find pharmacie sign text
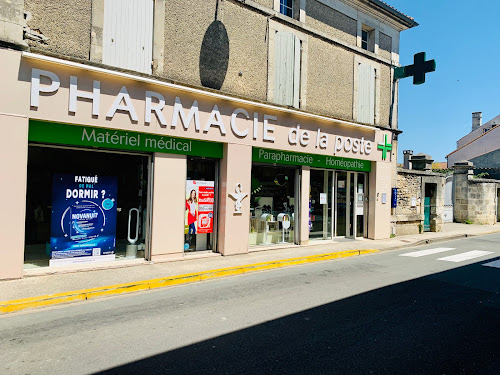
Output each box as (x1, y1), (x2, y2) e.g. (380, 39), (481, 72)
(30, 68), (377, 159)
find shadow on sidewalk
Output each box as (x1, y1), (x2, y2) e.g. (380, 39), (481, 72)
(96, 258), (500, 375)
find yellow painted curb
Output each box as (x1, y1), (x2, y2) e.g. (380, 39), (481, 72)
(0, 249), (378, 314)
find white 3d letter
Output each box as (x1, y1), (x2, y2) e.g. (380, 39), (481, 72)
(145, 91), (166, 126)
(171, 97), (200, 131)
(263, 114), (276, 142)
(106, 86), (138, 122)
(204, 104), (227, 135)
(69, 76), (100, 116)
(31, 68), (60, 108)
(230, 108), (249, 137)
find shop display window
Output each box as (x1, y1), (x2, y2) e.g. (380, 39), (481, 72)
(249, 164), (297, 246)
(184, 157), (218, 252)
(24, 145), (150, 268)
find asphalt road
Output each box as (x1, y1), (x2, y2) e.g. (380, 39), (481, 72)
(1, 234), (499, 375)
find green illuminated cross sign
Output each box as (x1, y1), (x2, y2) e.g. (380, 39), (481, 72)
(394, 52), (436, 85)
(378, 134), (392, 160)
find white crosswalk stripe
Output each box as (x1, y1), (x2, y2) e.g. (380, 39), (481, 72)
(399, 247), (456, 258)
(399, 246), (496, 265)
(483, 259), (500, 268)
(437, 251), (494, 263)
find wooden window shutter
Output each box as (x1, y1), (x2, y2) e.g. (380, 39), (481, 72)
(357, 63), (375, 124)
(275, 32), (300, 107)
(103, 0), (154, 74)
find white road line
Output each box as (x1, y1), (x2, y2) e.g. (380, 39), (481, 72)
(483, 259), (500, 268)
(437, 251), (494, 263)
(399, 248), (456, 257)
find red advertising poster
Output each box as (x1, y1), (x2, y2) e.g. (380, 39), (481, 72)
(185, 180), (214, 235)
(197, 185), (214, 234)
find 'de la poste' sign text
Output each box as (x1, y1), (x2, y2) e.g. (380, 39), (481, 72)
(30, 68), (380, 159)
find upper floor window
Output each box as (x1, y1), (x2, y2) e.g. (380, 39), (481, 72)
(361, 30), (368, 50)
(280, 0), (293, 18)
(361, 25), (375, 52)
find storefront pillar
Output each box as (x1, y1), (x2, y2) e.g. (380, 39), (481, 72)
(150, 153), (186, 261)
(0, 114), (28, 279)
(218, 144), (252, 255)
(367, 161), (392, 239)
(299, 166), (310, 245)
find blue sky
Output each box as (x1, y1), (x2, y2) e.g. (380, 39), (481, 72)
(390, 0), (500, 162)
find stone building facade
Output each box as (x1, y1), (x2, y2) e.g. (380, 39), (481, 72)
(0, 0), (416, 280)
(393, 153), (445, 236)
(16, 0), (410, 126)
(394, 168), (445, 235)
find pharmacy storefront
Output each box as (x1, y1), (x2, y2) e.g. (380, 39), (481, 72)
(24, 121), (222, 269)
(0, 48), (393, 280)
(250, 148), (372, 247)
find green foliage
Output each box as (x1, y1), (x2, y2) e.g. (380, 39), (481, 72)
(473, 172), (489, 179)
(418, 223), (423, 234)
(432, 168), (452, 174)
(390, 233), (396, 238)
(464, 219), (473, 224)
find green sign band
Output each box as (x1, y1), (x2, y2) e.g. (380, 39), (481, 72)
(252, 147), (371, 172)
(28, 120), (223, 158)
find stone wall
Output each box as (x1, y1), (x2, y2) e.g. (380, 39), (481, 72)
(379, 32), (392, 60)
(252, 0), (274, 9)
(378, 64), (392, 127)
(306, 0), (357, 45)
(394, 168), (445, 236)
(396, 172), (420, 216)
(0, 0), (26, 48)
(24, 0), (92, 59)
(454, 161), (500, 225)
(306, 37), (354, 120)
(395, 170), (423, 235)
(164, 0), (269, 100)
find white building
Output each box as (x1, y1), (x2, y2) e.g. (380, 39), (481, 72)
(447, 112), (500, 179)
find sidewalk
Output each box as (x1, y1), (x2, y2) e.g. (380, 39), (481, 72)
(1, 223), (498, 310)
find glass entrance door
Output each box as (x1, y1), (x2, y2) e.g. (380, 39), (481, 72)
(335, 172), (348, 237)
(309, 170), (332, 240)
(335, 171), (367, 238)
(355, 173), (367, 237)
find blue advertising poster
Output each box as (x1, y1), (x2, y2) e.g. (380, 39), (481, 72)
(50, 174), (117, 265)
